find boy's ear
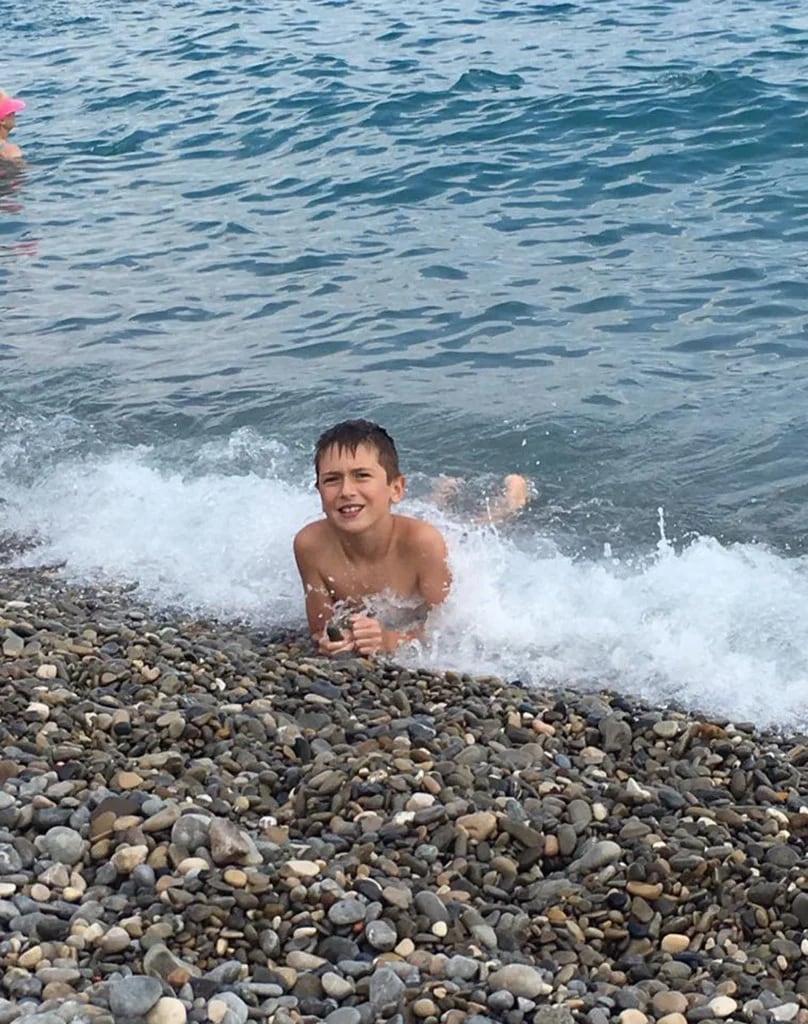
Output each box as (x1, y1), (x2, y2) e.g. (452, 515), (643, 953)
(390, 474), (406, 504)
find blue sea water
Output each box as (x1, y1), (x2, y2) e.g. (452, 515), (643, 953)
(3, 0), (808, 728)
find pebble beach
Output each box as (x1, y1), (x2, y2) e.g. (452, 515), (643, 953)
(1, 568), (808, 1024)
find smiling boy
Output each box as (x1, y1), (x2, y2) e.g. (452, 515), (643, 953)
(293, 420), (452, 657)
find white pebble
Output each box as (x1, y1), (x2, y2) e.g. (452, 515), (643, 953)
(708, 996), (737, 1018)
(148, 998), (187, 1024)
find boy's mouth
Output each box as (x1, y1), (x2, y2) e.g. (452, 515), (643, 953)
(338, 504), (364, 517)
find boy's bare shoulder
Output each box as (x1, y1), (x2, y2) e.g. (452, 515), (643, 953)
(293, 518), (329, 554)
(395, 514), (447, 550)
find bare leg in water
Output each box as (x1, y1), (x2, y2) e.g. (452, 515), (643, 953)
(432, 473), (532, 524)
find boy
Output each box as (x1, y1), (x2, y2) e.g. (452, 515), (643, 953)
(294, 420), (451, 657)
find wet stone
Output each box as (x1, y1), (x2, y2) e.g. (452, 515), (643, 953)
(324, 1010), (362, 1024)
(317, 935), (361, 962)
(171, 814), (211, 852)
(3, 572), (808, 1022)
(108, 976), (164, 1018)
(208, 993), (249, 1024)
(329, 898), (367, 925)
(487, 964), (550, 999)
(414, 891), (449, 923)
(369, 967), (406, 1016)
(0, 844), (22, 873)
(366, 918), (397, 950)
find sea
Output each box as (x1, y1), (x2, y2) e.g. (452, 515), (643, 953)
(2, 0), (808, 730)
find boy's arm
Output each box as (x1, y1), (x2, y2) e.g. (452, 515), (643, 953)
(293, 529), (353, 654)
(415, 523), (452, 610)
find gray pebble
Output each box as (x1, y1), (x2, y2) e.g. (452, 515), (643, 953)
(328, 897), (367, 925)
(369, 967), (405, 1016)
(38, 826), (85, 865)
(108, 976), (164, 1018)
(365, 918), (397, 951)
(208, 992), (248, 1024)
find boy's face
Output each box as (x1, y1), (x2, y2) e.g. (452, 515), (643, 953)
(316, 442), (404, 533)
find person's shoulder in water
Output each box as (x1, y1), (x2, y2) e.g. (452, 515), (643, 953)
(0, 90), (25, 162)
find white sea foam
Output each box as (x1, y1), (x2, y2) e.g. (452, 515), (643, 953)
(2, 444), (318, 625)
(416, 519), (808, 731)
(3, 434), (807, 731)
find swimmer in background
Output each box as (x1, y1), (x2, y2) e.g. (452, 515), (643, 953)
(294, 419), (529, 657)
(0, 91), (25, 163)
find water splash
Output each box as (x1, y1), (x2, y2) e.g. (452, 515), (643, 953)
(2, 428), (807, 731)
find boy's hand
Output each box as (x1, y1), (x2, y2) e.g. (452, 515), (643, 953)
(317, 628), (356, 657)
(349, 615), (389, 656)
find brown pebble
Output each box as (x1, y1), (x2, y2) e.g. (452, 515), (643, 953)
(116, 771), (144, 790)
(661, 934), (690, 954)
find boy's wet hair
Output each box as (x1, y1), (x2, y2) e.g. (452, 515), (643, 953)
(315, 420), (401, 482)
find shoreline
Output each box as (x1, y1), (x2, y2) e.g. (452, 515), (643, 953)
(1, 567), (808, 1024)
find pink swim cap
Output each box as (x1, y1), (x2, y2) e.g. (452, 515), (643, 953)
(0, 95), (25, 119)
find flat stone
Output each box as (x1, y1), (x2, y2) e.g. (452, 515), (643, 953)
(369, 966), (405, 1016)
(209, 818), (259, 865)
(660, 934), (690, 954)
(456, 811), (498, 840)
(365, 919), (397, 951)
(328, 897), (367, 925)
(108, 976), (164, 1018)
(143, 943), (198, 982)
(324, 1010), (361, 1024)
(488, 964), (551, 999)
(708, 996), (738, 1018)
(208, 992), (248, 1024)
(573, 840), (623, 872)
(148, 997), (188, 1024)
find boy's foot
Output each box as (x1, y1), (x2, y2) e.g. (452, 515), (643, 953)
(476, 473), (532, 525)
(431, 472), (533, 524)
(502, 474), (530, 515)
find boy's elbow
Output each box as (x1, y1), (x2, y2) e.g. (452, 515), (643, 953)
(423, 574), (451, 610)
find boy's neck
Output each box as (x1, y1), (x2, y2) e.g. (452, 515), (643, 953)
(336, 514), (396, 561)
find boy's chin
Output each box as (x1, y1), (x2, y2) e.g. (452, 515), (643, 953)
(330, 511), (365, 529)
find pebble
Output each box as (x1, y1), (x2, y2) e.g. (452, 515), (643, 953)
(1, 572), (808, 1022)
(108, 976), (164, 1017)
(488, 964), (551, 999)
(38, 826), (85, 865)
(709, 995), (738, 1018)
(207, 993), (248, 1024)
(148, 998), (188, 1024)
(660, 933), (690, 954)
(652, 992), (688, 1016)
(366, 919), (397, 950)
